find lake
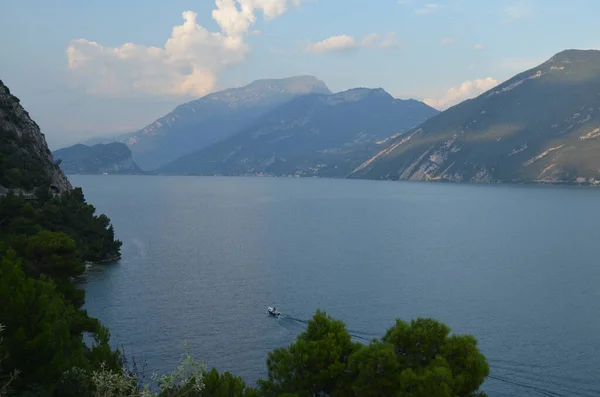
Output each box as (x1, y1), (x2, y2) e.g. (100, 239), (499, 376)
(72, 175), (600, 397)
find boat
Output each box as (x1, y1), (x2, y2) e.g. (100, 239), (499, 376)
(267, 306), (281, 317)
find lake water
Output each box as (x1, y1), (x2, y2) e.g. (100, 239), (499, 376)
(72, 175), (600, 397)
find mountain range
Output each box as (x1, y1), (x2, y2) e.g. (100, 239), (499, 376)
(52, 143), (142, 175)
(158, 88), (438, 177)
(57, 48), (600, 185)
(91, 76), (332, 170)
(349, 49), (600, 185)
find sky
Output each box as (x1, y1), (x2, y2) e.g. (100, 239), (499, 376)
(1, 0), (599, 149)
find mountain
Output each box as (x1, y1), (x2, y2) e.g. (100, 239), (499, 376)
(158, 88), (439, 177)
(349, 49), (600, 185)
(53, 142), (142, 174)
(106, 76), (332, 170)
(0, 79), (71, 193)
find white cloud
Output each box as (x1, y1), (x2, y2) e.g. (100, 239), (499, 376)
(415, 3), (442, 14)
(502, 2), (533, 24)
(424, 77), (499, 109)
(361, 33), (380, 47)
(306, 35), (358, 54)
(67, 0), (305, 98)
(379, 32), (400, 48)
(307, 32), (399, 54)
(441, 37), (455, 46)
(474, 44), (485, 51)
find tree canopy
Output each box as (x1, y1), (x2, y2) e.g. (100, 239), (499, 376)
(0, 186), (123, 396)
(259, 311), (489, 397)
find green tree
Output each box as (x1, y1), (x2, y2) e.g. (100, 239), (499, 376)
(0, 250), (87, 392)
(8, 231), (86, 308)
(347, 341), (401, 397)
(0, 324), (19, 397)
(200, 368), (260, 397)
(0, 189), (122, 264)
(378, 318), (489, 397)
(259, 312), (489, 397)
(259, 310), (359, 397)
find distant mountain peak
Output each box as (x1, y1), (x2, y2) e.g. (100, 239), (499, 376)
(550, 48), (600, 62)
(209, 75), (331, 101)
(103, 75), (334, 170)
(322, 87), (393, 104)
(246, 75), (329, 91)
(479, 48), (600, 102)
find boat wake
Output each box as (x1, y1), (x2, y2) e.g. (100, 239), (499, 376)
(272, 313), (381, 342)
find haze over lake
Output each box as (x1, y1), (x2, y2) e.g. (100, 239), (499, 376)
(75, 175), (600, 397)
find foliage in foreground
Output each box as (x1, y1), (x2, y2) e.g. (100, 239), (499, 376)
(53, 344), (207, 397)
(0, 324), (19, 397)
(1, 307), (489, 397)
(0, 187), (123, 396)
(50, 342), (261, 397)
(259, 310), (489, 397)
(0, 250), (121, 395)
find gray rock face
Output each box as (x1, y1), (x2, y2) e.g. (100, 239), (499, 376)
(0, 79), (72, 191)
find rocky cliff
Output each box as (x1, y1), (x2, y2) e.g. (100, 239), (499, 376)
(53, 142), (143, 174)
(0, 79), (71, 192)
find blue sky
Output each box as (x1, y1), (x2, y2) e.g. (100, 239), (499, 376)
(1, 0), (599, 149)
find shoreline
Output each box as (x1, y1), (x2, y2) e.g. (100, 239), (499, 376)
(67, 173), (600, 187)
(85, 255), (121, 266)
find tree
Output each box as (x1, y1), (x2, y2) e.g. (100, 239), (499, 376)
(0, 324), (19, 397)
(0, 250), (87, 392)
(35, 186), (52, 204)
(0, 191), (122, 264)
(377, 318), (489, 397)
(8, 230), (86, 309)
(347, 341), (401, 397)
(201, 368), (260, 397)
(259, 310), (359, 397)
(258, 312), (489, 397)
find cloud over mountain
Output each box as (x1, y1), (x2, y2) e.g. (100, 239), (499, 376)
(306, 32), (399, 54)
(424, 77), (499, 109)
(67, 0), (305, 98)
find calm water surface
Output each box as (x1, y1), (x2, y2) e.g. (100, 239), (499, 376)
(72, 175), (600, 397)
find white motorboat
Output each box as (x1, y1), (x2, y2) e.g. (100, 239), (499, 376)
(268, 306), (281, 317)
